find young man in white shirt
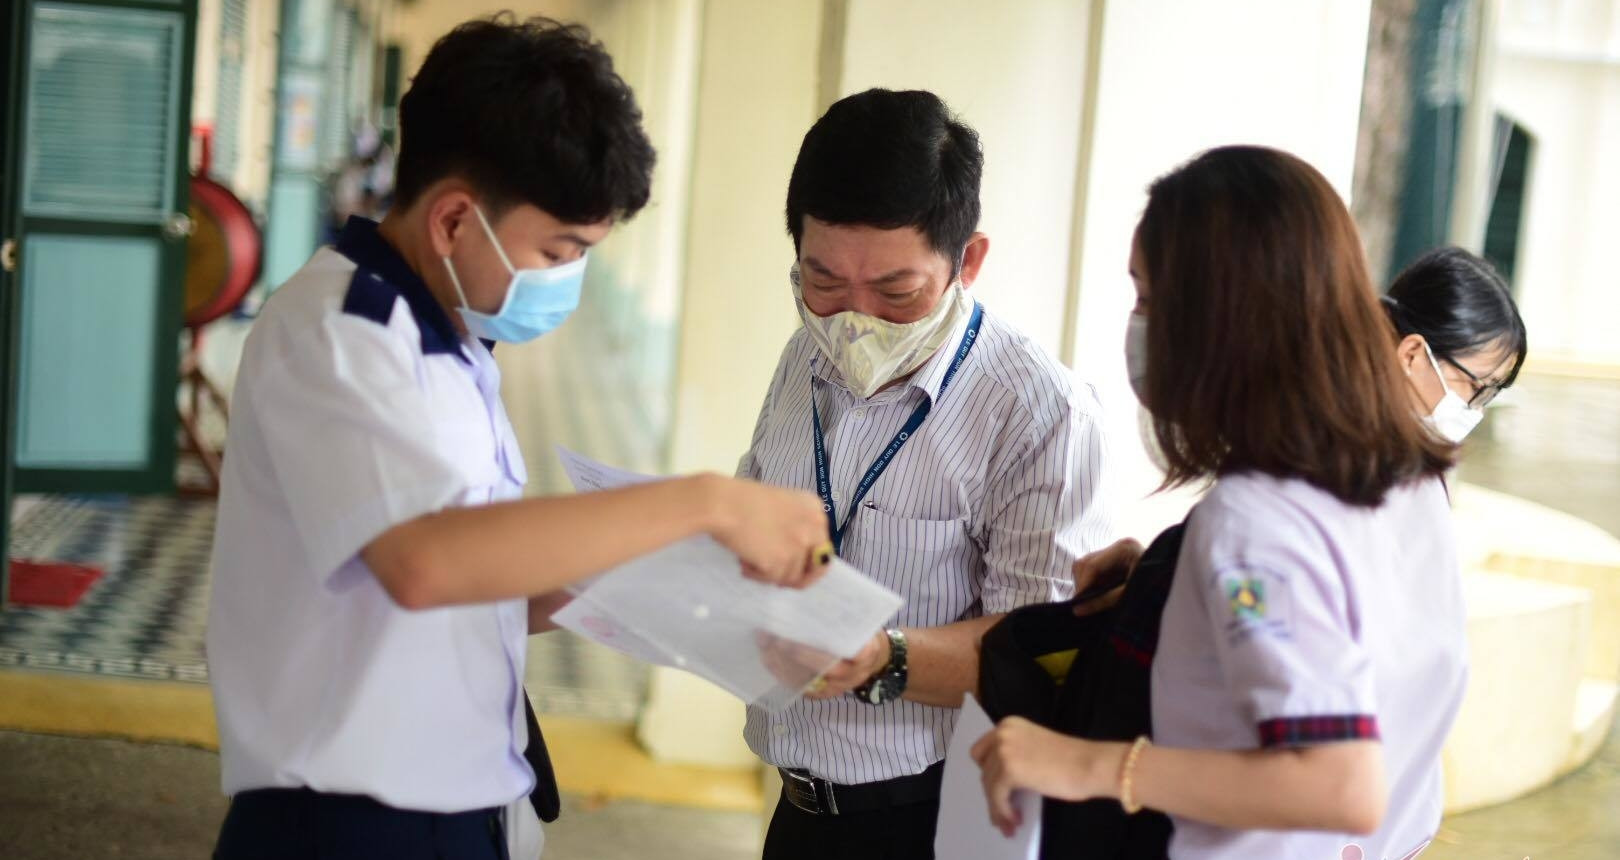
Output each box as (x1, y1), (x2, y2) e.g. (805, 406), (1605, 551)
(206, 17), (829, 859)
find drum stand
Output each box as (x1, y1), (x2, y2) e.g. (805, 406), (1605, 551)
(177, 328), (229, 497)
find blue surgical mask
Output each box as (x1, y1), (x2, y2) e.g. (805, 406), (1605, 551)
(442, 205), (587, 343)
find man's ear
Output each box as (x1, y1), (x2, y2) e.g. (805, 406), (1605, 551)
(426, 189), (476, 259)
(958, 232), (990, 288)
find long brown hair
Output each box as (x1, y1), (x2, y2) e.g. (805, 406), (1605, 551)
(1137, 146), (1454, 506)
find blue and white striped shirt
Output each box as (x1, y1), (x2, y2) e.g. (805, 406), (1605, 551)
(739, 303), (1113, 784)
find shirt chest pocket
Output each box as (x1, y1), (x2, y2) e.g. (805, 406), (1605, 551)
(846, 505), (979, 624)
(851, 505), (969, 552)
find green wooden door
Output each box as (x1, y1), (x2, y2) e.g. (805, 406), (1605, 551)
(2, 0), (196, 492)
(1, 0), (196, 605)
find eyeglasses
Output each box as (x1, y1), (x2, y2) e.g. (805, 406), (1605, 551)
(1440, 356), (1506, 409)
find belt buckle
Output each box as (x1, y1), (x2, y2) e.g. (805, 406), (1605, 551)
(780, 769), (839, 816)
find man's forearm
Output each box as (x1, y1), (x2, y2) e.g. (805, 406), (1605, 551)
(900, 614), (1003, 708)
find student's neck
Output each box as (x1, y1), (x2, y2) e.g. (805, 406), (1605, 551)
(377, 213), (471, 337)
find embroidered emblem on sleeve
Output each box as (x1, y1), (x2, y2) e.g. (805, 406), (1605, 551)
(1215, 565), (1292, 645)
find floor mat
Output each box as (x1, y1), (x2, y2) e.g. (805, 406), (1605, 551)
(7, 560), (105, 608)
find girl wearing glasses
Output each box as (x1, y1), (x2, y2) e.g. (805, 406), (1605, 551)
(1384, 247), (1528, 443)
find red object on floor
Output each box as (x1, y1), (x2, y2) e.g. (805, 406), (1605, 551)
(6, 559), (105, 608)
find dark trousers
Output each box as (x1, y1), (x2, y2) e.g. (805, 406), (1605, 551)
(213, 788), (509, 860)
(762, 789), (941, 860)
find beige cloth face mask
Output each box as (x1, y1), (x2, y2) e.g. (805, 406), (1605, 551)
(791, 263), (972, 399)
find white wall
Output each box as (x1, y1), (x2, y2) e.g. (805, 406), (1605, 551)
(836, 0), (1092, 356)
(238, 0), (283, 207)
(192, 0), (221, 140)
(648, 0), (831, 767)
(665, 0), (828, 476)
(1068, 0), (1374, 537)
(1491, 0), (1620, 367)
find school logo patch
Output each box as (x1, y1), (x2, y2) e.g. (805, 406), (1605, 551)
(1215, 566), (1292, 644)
(1226, 578), (1267, 621)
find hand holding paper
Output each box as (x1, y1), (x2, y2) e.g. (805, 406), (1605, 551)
(549, 448), (904, 711)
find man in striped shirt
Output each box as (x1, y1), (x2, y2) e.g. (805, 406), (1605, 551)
(740, 88), (1114, 860)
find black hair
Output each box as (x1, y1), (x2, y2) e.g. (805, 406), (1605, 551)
(1382, 247), (1529, 388)
(394, 15), (655, 224)
(785, 89), (982, 266)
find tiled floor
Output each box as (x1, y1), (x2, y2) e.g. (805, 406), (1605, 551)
(2, 495), (213, 683)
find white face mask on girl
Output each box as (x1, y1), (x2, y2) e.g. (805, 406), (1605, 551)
(1124, 312), (1150, 404)
(1418, 342), (1484, 443)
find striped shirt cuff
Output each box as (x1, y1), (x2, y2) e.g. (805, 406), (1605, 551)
(1257, 714), (1381, 748)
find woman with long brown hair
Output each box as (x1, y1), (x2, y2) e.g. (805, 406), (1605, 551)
(972, 146), (1467, 860)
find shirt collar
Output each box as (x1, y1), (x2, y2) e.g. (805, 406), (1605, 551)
(334, 216), (465, 360)
(907, 304), (978, 401)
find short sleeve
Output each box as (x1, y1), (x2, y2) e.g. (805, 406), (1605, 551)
(978, 392), (1111, 613)
(242, 312), (472, 582)
(1184, 487), (1381, 748)
(735, 336), (799, 480)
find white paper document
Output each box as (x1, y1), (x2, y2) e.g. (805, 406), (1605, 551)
(549, 447), (905, 711)
(934, 694), (1043, 860)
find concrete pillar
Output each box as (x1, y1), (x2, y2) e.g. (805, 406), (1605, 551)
(642, 0), (830, 766)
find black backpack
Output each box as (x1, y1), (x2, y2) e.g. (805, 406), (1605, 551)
(977, 523), (1186, 859)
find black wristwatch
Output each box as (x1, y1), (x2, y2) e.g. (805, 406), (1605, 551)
(853, 628), (908, 705)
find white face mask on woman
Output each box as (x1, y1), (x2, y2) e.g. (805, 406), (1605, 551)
(1124, 311), (1150, 404)
(1418, 341), (1484, 443)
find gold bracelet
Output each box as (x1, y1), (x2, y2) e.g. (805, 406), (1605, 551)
(1118, 735), (1151, 815)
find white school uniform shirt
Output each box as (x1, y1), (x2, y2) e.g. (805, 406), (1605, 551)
(206, 217), (535, 814)
(739, 304), (1113, 785)
(1151, 472), (1468, 860)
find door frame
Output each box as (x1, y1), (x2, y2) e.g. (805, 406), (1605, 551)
(4, 0), (198, 498)
(1, 0), (20, 608)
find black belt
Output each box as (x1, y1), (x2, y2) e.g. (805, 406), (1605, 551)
(778, 761), (945, 816)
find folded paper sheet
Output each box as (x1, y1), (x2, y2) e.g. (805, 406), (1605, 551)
(550, 448), (904, 711)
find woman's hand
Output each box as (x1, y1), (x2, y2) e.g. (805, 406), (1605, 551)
(702, 476), (832, 588)
(970, 717), (1127, 836)
(1071, 538), (1145, 616)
